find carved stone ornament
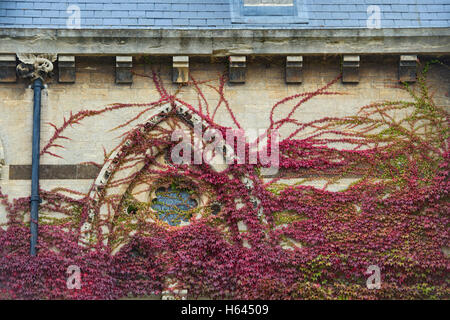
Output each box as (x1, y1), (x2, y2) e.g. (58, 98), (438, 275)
(16, 53), (57, 80)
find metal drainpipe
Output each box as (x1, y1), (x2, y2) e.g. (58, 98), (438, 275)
(16, 54), (55, 256)
(30, 78), (43, 256)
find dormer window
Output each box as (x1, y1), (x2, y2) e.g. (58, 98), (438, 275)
(243, 0), (295, 16)
(231, 0), (308, 24)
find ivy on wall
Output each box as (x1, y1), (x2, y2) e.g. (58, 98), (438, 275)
(0, 61), (448, 300)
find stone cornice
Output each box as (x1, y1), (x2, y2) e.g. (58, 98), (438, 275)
(0, 27), (449, 56)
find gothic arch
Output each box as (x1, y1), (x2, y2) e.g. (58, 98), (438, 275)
(78, 102), (254, 251)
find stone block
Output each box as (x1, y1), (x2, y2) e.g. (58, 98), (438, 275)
(115, 56), (133, 84)
(399, 55), (417, 83)
(58, 55), (76, 83)
(229, 56), (246, 83)
(285, 55), (303, 84)
(172, 56), (189, 84)
(0, 54), (17, 83)
(342, 55), (360, 83)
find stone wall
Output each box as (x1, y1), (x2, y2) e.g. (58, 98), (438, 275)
(0, 54), (449, 224)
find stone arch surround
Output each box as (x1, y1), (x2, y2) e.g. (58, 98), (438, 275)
(78, 102), (262, 251)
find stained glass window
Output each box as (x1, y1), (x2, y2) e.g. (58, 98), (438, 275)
(151, 186), (198, 226)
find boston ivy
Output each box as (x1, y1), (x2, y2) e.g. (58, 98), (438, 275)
(0, 61), (448, 300)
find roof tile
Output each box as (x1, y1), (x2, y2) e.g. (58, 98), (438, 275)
(0, 0), (448, 29)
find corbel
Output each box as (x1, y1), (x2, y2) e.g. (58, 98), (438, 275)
(342, 55), (360, 83)
(399, 55), (417, 83)
(115, 56), (133, 84)
(58, 55), (75, 83)
(0, 54), (17, 82)
(229, 56), (246, 83)
(285, 55), (303, 84)
(172, 56), (189, 84)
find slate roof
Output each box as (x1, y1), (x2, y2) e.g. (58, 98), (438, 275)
(0, 0), (449, 29)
